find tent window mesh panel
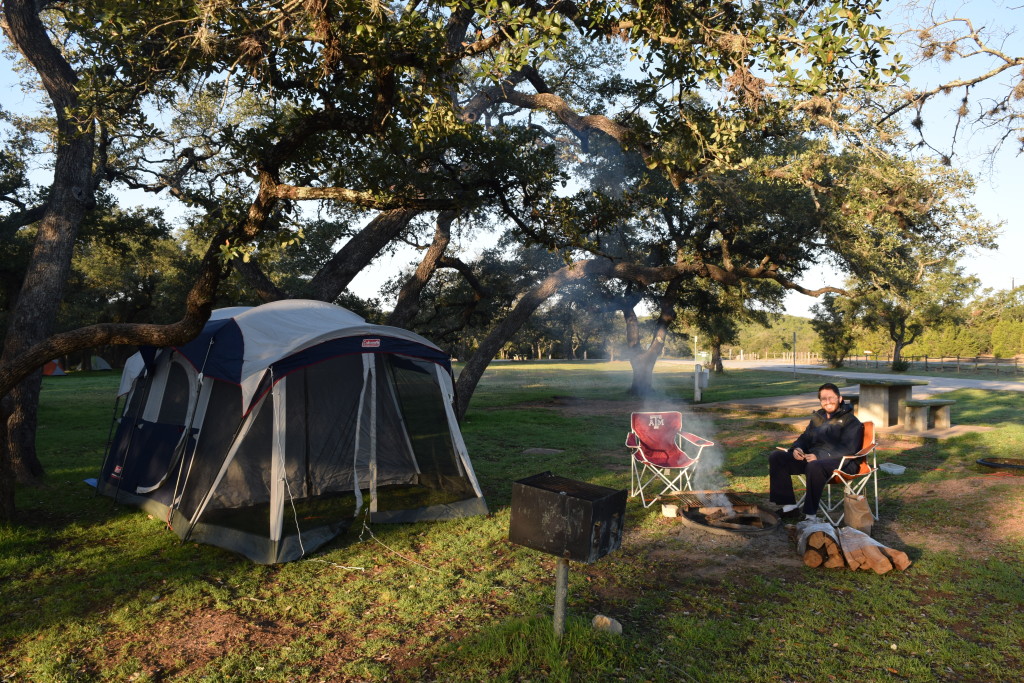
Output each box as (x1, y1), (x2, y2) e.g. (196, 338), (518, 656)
(384, 355), (475, 506)
(157, 361), (191, 424)
(188, 395), (274, 536)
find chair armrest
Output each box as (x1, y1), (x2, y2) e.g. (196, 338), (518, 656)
(852, 442), (877, 458)
(625, 432), (640, 448)
(678, 431), (714, 448)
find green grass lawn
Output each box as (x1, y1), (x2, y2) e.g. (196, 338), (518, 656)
(1, 363), (1022, 681)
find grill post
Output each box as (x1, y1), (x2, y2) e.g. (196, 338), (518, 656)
(553, 557), (569, 637)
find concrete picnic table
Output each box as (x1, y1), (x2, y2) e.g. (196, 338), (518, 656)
(855, 378), (930, 428)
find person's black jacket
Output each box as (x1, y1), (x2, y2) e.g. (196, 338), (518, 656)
(789, 401), (864, 470)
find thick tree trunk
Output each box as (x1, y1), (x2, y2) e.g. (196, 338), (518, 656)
(1, 378), (43, 481)
(389, 210), (455, 328)
(711, 341), (724, 373)
(626, 279), (681, 396)
(628, 346), (662, 396)
(0, 417), (13, 521)
(454, 261), (601, 419)
(307, 209), (416, 301)
(891, 338), (908, 369)
(234, 258), (289, 302)
(1, 0), (98, 485)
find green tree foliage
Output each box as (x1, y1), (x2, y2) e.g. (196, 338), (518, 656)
(852, 262), (982, 368)
(989, 320), (1024, 358)
(810, 293), (857, 368)
(736, 314), (817, 357)
(830, 152), (997, 369)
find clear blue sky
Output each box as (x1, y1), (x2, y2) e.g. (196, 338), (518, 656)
(786, 0), (1024, 316)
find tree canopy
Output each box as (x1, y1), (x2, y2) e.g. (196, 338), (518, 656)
(3, 0), (1003, 518)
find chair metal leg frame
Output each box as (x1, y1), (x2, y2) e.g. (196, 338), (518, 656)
(820, 464), (879, 526)
(630, 455), (691, 507)
(812, 455), (879, 526)
(630, 456), (664, 508)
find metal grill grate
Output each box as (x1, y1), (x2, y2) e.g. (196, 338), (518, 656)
(524, 473), (617, 501)
(665, 490), (747, 509)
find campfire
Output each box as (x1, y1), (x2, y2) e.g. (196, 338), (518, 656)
(662, 491), (780, 535)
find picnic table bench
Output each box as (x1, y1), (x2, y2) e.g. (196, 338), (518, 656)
(902, 398), (956, 432)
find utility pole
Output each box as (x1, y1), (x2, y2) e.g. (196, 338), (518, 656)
(793, 331), (797, 378)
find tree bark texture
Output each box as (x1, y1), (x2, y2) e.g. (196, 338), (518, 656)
(0, 417), (13, 521)
(627, 279), (681, 396)
(711, 342), (724, 373)
(2, 0), (98, 484)
(234, 257), (289, 303)
(307, 209), (415, 301)
(389, 210), (455, 328)
(454, 261), (598, 419)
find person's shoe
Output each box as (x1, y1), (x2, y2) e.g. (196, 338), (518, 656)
(804, 513), (821, 522)
(778, 505), (804, 520)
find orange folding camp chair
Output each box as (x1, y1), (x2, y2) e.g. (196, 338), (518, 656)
(793, 421), (879, 526)
(625, 411), (714, 507)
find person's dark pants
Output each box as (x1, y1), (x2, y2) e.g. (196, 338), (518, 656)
(768, 450), (846, 515)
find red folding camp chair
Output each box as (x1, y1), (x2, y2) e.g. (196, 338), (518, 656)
(625, 411), (714, 507)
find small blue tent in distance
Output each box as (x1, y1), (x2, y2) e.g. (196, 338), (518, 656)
(99, 300), (487, 563)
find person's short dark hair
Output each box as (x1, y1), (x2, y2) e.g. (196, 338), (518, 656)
(818, 382), (841, 397)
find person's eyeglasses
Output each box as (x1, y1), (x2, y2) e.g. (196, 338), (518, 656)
(819, 395), (840, 403)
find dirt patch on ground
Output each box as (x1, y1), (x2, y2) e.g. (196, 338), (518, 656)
(640, 516), (804, 579)
(546, 396), (648, 416)
(885, 474), (1024, 559)
(110, 607), (306, 679)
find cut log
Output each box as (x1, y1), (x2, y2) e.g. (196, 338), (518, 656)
(797, 522), (848, 569)
(803, 548), (824, 568)
(859, 543), (894, 574)
(841, 541), (862, 570)
(807, 531), (828, 549)
(879, 546), (912, 571)
(796, 521), (839, 554)
(796, 523), (912, 572)
(838, 527), (911, 573)
(807, 530), (844, 567)
(823, 552), (846, 569)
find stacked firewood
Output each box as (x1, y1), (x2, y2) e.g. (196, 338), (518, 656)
(790, 521), (911, 574)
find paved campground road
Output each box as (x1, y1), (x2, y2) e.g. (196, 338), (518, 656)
(708, 359), (1024, 396)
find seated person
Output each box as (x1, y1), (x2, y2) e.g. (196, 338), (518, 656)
(769, 382), (864, 520)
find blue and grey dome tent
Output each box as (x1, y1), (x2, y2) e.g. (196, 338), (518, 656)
(99, 300), (487, 563)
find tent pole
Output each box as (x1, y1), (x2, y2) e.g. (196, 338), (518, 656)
(165, 339), (216, 520)
(111, 367), (154, 505)
(182, 394), (265, 543)
(95, 394), (123, 497)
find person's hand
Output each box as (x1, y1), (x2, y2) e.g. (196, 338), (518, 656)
(803, 452), (818, 462)
(793, 448), (805, 460)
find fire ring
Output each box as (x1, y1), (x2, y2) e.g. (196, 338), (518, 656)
(663, 491), (781, 535)
(976, 457), (1024, 471)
